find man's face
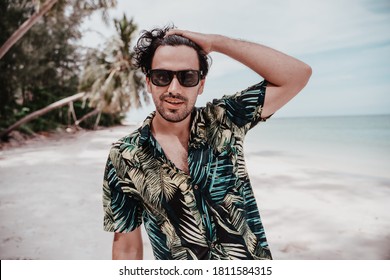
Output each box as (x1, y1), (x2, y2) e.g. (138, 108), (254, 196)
(146, 45), (205, 123)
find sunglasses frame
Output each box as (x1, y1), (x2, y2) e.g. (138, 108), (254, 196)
(147, 69), (203, 87)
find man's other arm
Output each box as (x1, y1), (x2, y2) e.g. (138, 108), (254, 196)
(112, 227), (143, 260)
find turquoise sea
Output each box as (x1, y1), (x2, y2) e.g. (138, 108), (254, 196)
(245, 114), (390, 178)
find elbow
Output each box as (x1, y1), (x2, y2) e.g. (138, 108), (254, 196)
(289, 63), (312, 95)
(302, 63), (312, 86)
(293, 63), (312, 91)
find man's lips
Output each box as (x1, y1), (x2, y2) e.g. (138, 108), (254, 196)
(162, 94), (187, 108)
(164, 97), (185, 104)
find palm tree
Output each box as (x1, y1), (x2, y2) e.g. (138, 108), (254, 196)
(80, 14), (149, 126)
(0, 5), (146, 139)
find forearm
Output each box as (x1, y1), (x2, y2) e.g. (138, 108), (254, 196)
(112, 230), (143, 260)
(112, 246), (143, 260)
(211, 35), (311, 88)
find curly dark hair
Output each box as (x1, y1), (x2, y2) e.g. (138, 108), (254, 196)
(133, 25), (211, 78)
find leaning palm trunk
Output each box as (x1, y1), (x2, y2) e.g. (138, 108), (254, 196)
(0, 0), (59, 59)
(0, 0), (118, 59)
(74, 108), (100, 127)
(0, 92), (85, 139)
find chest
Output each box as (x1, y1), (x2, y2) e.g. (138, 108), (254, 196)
(155, 135), (189, 174)
(135, 139), (245, 212)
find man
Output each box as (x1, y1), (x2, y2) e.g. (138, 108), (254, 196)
(103, 26), (311, 260)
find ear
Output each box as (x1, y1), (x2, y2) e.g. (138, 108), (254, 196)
(197, 78), (206, 95)
(146, 77), (152, 93)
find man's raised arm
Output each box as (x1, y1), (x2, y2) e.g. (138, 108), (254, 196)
(166, 30), (312, 118)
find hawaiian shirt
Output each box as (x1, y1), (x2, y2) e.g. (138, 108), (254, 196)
(103, 80), (272, 260)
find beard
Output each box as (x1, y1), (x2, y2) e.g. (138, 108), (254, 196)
(155, 93), (195, 123)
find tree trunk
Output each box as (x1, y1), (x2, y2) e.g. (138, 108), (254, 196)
(0, 0), (58, 59)
(0, 92), (85, 139)
(74, 108), (100, 126)
(94, 110), (102, 130)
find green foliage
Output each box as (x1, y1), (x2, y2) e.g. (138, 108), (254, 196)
(0, 0), (121, 135)
(1, 0), (78, 131)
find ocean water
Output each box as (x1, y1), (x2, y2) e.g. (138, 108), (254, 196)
(245, 114), (390, 177)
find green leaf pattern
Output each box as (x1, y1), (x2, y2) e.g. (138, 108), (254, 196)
(103, 81), (272, 259)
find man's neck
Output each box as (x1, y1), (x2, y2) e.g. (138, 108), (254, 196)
(151, 112), (191, 138)
(151, 112), (192, 174)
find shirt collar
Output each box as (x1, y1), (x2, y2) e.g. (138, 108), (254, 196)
(138, 111), (155, 147)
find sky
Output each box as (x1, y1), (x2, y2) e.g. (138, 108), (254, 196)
(81, 0), (390, 119)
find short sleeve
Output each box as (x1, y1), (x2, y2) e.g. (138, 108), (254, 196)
(220, 80), (271, 130)
(102, 147), (143, 232)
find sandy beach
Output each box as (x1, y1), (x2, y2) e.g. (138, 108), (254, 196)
(0, 123), (389, 260)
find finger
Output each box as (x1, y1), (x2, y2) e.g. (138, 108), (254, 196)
(165, 29), (186, 37)
(165, 29), (180, 36)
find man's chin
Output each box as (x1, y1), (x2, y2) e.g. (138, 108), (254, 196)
(160, 111), (190, 123)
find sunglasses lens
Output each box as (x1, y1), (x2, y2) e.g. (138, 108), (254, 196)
(150, 70), (172, 86)
(149, 70), (201, 87)
(178, 70), (199, 87)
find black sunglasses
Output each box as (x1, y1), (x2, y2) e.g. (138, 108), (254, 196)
(147, 69), (203, 87)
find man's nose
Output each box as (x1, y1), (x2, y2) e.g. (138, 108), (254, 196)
(167, 75), (181, 94)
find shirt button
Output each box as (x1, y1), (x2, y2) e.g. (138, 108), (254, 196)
(194, 185), (199, 190)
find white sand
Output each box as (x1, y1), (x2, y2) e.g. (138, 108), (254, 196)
(0, 125), (389, 259)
